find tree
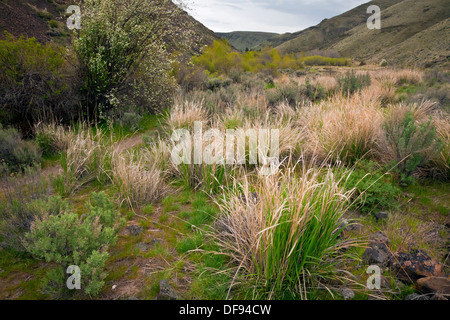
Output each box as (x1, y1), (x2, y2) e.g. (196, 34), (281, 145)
(73, 0), (192, 120)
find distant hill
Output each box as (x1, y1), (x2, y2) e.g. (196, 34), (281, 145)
(0, 0), (218, 55)
(216, 31), (279, 51)
(264, 0), (450, 67)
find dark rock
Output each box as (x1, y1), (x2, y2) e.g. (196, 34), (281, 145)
(157, 279), (178, 300)
(363, 241), (391, 266)
(371, 232), (390, 245)
(405, 293), (431, 300)
(392, 250), (443, 283)
(374, 211), (389, 222)
(126, 225), (144, 236)
(417, 275), (450, 295)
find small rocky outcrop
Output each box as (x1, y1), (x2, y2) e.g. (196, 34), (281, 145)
(391, 249), (443, 283)
(416, 275), (450, 297)
(157, 279), (178, 300)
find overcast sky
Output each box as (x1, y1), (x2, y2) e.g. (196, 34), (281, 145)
(185, 0), (370, 33)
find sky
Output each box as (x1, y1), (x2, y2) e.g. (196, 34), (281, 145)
(184, 0), (371, 33)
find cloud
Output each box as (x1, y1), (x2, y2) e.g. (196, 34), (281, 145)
(186, 0), (370, 33)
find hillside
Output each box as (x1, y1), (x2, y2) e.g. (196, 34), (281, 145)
(0, 0), (217, 54)
(216, 31), (279, 51)
(261, 0), (449, 67)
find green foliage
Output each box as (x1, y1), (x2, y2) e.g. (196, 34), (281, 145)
(301, 78), (326, 102)
(24, 192), (122, 296)
(0, 194), (69, 252)
(0, 32), (75, 132)
(266, 82), (299, 106)
(73, 0), (184, 119)
(0, 124), (42, 175)
(119, 112), (143, 132)
(343, 161), (401, 214)
(299, 55), (351, 67)
(338, 71), (371, 96)
(384, 109), (443, 186)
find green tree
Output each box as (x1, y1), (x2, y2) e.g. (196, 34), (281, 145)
(73, 0), (190, 120)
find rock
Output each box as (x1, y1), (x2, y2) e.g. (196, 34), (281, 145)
(392, 250), (443, 283)
(405, 293), (430, 300)
(339, 288), (355, 300)
(128, 296), (139, 300)
(157, 279), (178, 300)
(363, 241), (391, 266)
(374, 211), (389, 222)
(126, 225), (144, 236)
(371, 232), (390, 245)
(416, 275), (450, 295)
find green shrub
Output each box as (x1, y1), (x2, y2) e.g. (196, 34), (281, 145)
(119, 112), (143, 131)
(300, 78), (326, 102)
(384, 108), (443, 186)
(342, 160), (401, 214)
(0, 195), (69, 252)
(0, 33), (76, 132)
(24, 192), (123, 297)
(73, 0), (184, 119)
(300, 55), (351, 67)
(266, 83), (299, 107)
(0, 124), (42, 175)
(338, 71), (371, 96)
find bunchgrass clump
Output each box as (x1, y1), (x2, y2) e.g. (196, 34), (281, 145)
(213, 159), (358, 299)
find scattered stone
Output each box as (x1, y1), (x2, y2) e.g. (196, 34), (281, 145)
(157, 279), (178, 300)
(112, 285), (117, 290)
(126, 225), (144, 236)
(392, 250), (443, 283)
(374, 211), (389, 222)
(339, 288), (355, 300)
(128, 296), (139, 300)
(405, 293), (430, 300)
(363, 241), (391, 266)
(416, 275), (450, 296)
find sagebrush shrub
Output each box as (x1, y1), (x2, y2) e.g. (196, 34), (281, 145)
(0, 194), (69, 252)
(24, 192), (123, 297)
(0, 124), (42, 175)
(383, 105), (443, 185)
(338, 71), (371, 96)
(342, 160), (401, 214)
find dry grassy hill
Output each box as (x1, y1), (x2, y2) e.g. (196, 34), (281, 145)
(265, 0), (449, 68)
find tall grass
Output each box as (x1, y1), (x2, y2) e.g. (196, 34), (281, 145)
(110, 150), (167, 209)
(55, 126), (111, 195)
(213, 159), (357, 299)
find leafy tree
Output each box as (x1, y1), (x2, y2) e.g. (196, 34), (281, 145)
(73, 0), (190, 120)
